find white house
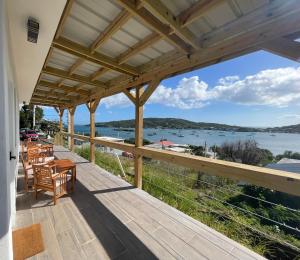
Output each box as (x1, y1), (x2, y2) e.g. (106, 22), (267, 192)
(0, 1), (66, 259)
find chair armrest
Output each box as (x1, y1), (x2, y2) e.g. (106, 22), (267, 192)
(52, 170), (68, 179)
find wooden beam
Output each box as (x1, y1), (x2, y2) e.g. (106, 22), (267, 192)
(55, 0), (75, 39)
(53, 37), (139, 76)
(262, 37), (300, 61)
(142, 0), (200, 50)
(54, 107), (65, 131)
(178, 0), (222, 27)
(42, 66), (107, 88)
(139, 79), (161, 106)
(117, 0), (191, 53)
(86, 98), (101, 163)
(135, 146), (300, 197)
(118, 33), (161, 64)
(123, 89), (136, 104)
(134, 87), (144, 188)
(68, 106), (76, 151)
(59, 132), (300, 196)
(31, 101), (67, 107)
(91, 10), (131, 52)
(90, 68), (109, 81)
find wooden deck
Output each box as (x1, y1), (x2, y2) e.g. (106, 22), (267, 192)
(15, 146), (265, 259)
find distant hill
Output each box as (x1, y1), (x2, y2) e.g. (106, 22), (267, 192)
(93, 118), (300, 133)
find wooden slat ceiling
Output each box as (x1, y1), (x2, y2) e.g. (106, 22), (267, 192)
(30, 0), (300, 108)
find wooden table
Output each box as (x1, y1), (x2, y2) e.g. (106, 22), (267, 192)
(54, 159), (76, 192)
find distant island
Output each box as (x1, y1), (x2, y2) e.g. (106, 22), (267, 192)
(90, 118), (300, 134)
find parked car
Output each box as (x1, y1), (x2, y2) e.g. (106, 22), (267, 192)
(20, 129), (39, 141)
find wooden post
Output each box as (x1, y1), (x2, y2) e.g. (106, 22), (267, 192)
(86, 99), (100, 163)
(68, 106), (76, 151)
(58, 108), (64, 132)
(134, 87), (144, 188)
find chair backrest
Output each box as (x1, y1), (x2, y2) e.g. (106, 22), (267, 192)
(33, 164), (55, 187)
(27, 141), (36, 149)
(27, 147), (45, 165)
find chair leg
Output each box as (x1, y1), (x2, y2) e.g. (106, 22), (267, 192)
(53, 189), (56, 205)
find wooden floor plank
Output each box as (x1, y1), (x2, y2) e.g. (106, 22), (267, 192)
(15, 146), (265, 260)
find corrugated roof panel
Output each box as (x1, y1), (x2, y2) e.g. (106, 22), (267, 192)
(97, 70), (122, 82)
(41, 74), (60, 83)
(62, 79), (79, 87)
(121, 18), (153, 39)
(236, 0), (268, 14)
(78, 0), (121, 20)
(112, 28), (139, 49)
(151, 39), (175, 53)
(126, 54), (151, 67)
(140, 47), (162, 60)
(204, 2), (236, 28)
(75, 61), (102, 76)
(63, 16), (98, 47)
(54, 89), (65, 94)
(48, 49), (77, 71)
(62, 0), (123, 48)
(37, 86), (50, 91)
(98, 38), (130, 58)
(188, 18), (212, 36)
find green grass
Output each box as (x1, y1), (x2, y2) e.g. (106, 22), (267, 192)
(75, 146), (300, 259)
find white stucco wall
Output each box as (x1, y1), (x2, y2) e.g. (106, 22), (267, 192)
(0, 1), (18, 259)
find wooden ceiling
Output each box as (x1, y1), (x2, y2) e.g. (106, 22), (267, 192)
(30, 0), (300, 108)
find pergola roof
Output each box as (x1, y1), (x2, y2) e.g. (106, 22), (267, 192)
(30, 0), (300, 108)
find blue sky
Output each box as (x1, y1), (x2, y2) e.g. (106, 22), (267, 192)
(43, 50), (300, 127)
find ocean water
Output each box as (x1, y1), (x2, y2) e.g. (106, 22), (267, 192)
(74, 125), (300, 155)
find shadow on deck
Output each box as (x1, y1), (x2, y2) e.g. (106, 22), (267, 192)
(15, 146), (265, 259)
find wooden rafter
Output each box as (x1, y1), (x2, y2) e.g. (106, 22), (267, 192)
(91, 10), (131, 52)
(178, 0), (222, 27)
(90, 68), (110, 81)
(262, 37), (300, 62)
(42, 66), (107, 88)
(118, 33), (161, 64)
(117, 0), (191, 53)
(55, 0), (75, 39)
(141, 0), (200, 50)
(53, 37), (139, 76)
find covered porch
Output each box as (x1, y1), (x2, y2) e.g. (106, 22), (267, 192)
(15, 145), (264, 259)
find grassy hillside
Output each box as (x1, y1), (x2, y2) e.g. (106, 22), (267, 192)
(93, 117), (300, 133)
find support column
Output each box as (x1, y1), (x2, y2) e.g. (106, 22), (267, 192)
(86, 99), (100, 163)
(68, 106), (76, 151)
(58, 108), (64, 132)
(134, 87), (144, 188)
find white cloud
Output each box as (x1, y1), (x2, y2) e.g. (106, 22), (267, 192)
(101, 66), (300, 109)
(102, 93), (131, 108)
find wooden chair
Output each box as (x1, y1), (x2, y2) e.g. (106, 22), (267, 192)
(33, 163), (69, 205)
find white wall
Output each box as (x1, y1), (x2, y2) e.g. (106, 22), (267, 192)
(0, 0), (18, 259)
(0, 0), (66, 258)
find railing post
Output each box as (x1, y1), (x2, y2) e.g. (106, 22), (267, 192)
(134, 87), (144, 188)
(68, 106), (76, 151)
(86, 99), (100, 163)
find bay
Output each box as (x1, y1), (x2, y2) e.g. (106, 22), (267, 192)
(74, 125), (300, 155)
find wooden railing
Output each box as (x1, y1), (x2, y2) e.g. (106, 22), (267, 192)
(56, 132), (300, 197)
